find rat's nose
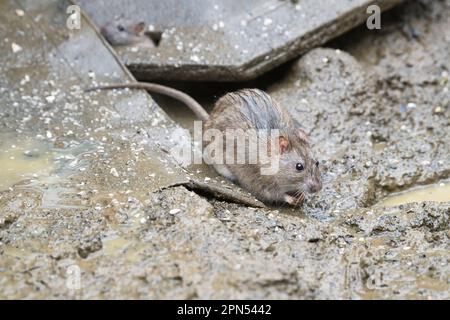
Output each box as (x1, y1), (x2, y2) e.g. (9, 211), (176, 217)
(307, 181), (322, 193)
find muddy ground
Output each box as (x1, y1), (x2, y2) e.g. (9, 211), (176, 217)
(0, 0), (449, 299)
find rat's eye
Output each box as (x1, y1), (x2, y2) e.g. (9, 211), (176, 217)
(296, 163), (304, 171)
(315, 160), (319, 167)
(117, 25), (125, 32)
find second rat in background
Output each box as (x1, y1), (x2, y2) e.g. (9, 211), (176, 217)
(87, 83), (322, 206)
(101, 18), (155, 47)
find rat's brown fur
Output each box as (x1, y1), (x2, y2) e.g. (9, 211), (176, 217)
(204, 89), (322, 205)
(86, 84), (322, 205)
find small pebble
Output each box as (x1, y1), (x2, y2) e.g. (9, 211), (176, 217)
(433, 106), (443, 114)
(169, 208), (181, 215)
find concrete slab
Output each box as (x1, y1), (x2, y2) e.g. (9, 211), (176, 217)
(0, 0), (189, 195)
(0, 0), (263, 207)
(75, 0), (402, 81)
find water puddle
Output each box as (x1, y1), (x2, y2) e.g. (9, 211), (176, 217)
(102, 235), (148, 263)
(0, 133), (98, 211)
(379, 182), (450, 207)
(372, 142), (388, 151)
(0, 138), (54, 190)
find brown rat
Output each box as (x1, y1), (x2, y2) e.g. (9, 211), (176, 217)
(86, 83), (322, 206)
(100, 18), (155, 47)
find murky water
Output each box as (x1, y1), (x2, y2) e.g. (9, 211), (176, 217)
(0, 137), (54, 190)
(379, 182), (450, 207)
(102, 235), (149, 262)
(0, 134), (98, 212)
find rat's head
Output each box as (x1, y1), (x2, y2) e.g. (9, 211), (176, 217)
(274, 128), (322, 199)
(101, 19), (153, 47)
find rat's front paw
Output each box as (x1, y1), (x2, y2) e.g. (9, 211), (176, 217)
(284, 194), (305, 206)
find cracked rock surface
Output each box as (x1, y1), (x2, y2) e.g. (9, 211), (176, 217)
(0, 0), (449, 299)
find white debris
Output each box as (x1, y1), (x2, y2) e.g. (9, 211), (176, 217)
(190, 55), (200, 62)
(169, 208), (181, 215)
(11, 42), (22, 53)
(110, 167), (119, 177)
(45, 95), (55, 103)
(20, 74), (30, 85)
(433, 106), (443, 114)
(15, 9), (25, 16)
(263, 18), (273, 26)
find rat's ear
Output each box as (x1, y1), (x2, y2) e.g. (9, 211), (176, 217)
(278, 136), (289, 155)
(133, 22), (146, 35)
(297, 128), (309, 144)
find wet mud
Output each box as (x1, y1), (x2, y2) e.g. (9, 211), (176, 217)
(0, 0), (449, 299)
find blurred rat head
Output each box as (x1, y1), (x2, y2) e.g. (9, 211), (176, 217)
(101, 18), (154, 47)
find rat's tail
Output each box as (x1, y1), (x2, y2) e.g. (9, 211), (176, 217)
(85, 82), (209, 121)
